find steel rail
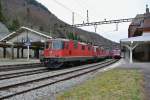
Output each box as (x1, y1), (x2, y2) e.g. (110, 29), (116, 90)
(0, 63), (42, 71)
(0, 69), (49, 80)
(0, 59), (118, 99)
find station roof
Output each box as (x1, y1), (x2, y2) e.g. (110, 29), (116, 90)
(0, 26), (52, 41)
(0, 41), (12, 47)
(120, 34), (150, 43)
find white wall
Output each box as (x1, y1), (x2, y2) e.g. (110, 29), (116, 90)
(9, 31), (47, 43)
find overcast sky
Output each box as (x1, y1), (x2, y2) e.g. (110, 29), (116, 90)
(37, 0), (150, 42)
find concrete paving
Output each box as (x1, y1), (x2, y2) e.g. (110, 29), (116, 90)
(0, 58), (40, 66)
(118, 59), (150, 99)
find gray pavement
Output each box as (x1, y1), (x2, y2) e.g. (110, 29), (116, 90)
(118, 59), (150, 100)
(0, 58), (40, 66)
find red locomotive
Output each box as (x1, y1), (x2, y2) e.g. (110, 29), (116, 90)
(41, 38), (110, 68)
(111, 49), (121, 59)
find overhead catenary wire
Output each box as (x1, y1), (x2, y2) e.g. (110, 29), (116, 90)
(74, 0), (99, 21)
(52, 0), (97, 25)
(52, 0), (128, 32)
(70, 0), (102, 32)
(52, 0), (73, 12)
(52, 0), (85, 23)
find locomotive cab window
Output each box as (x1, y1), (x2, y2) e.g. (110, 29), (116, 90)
(52, 40), (64, 50)
(45, 42), (52, 49)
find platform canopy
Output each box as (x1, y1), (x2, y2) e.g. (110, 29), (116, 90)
(120, 34), (150, 43)
(0, 26), (52, 42)
(0, 26), (53, 49)
(120, 34), (150, 63)
(0, 26), (53, 60)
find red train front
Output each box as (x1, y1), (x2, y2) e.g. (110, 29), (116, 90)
(41, 38), (109, 68)
(111, 49), (121, 59)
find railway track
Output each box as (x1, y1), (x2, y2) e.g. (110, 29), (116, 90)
(0, 63), (42, 71)
(0, 59), (118, 99)
(0, 67), (49, 80)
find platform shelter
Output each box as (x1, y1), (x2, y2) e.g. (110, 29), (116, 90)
(0, 26), (52, 60)
(120, 35), (150, 63)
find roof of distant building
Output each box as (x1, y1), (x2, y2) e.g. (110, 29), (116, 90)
(0, 26), (52, 41)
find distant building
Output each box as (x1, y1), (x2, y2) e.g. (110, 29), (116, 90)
(128, 5), (150, 37)
(0, 26), (52, 59)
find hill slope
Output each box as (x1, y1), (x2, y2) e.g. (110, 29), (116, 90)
(0, 0), (119, 49)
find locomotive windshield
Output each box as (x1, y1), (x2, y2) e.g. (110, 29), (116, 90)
(52, 40), (63, 50)
(45, 40), (64, 50)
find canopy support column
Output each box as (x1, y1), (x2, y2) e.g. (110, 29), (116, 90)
(11, 45), (14, 59)
(3, 47), (6, 58)
(21, 48), (24, 58)
(129, 48), (133, 63)
(17, 48), (20, 58)
(27, 45), (30, 61)
(123, 41), (139, 63)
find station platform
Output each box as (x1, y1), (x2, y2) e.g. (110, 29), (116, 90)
(118, 59), (150, 99)
(118, 59), (150, 68)
(0, 58), (40, 66)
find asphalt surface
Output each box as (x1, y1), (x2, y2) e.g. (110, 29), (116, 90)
(118, 59), (150, 100)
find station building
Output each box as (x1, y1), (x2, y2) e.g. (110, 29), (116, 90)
(120, 5), (150, 62)
(0, 26), (52, 59)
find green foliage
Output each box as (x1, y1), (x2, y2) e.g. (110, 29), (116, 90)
(0, 0), (5, 23)
(57, 69), (143, 100)
(66, 32), (79, 40)
(39, 26), (44, 31)
(73, 40), (78, 48)
(26, 0), (49, 12)
(66, 32), (90, 44)
(9, 19), (20, 31)
(27, 7), (30, 15)
(66, 32), (72, 39)
(74, 33), (78, 40)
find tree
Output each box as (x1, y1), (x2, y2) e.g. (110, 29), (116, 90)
(26, 7), (30, 25)
(39, 26), (44, 31)
(66, 32), (73, 40)
(53, 23), (58, 34)
(9, 19), (20, 31)
(66, 32), (79, 40)
(0, 1), (5, 23)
